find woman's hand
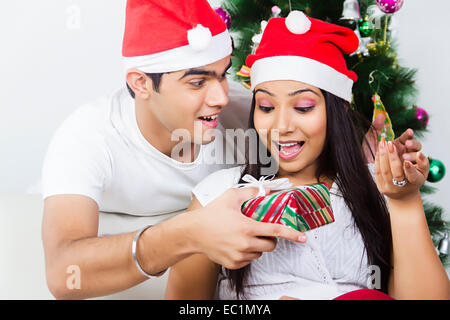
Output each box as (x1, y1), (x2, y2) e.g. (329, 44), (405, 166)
(364, 114), (422, 164)
(374, 137), (429, 201)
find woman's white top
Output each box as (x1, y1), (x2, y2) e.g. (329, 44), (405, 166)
(192, 164), (378, 300)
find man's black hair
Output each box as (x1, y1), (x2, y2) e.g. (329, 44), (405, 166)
(126, 73), (165, 99)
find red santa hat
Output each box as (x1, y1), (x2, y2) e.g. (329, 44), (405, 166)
(246, 11), (359, 102)
(122, 0), (232, 73)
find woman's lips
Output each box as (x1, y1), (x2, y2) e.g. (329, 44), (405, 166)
(273, 141), (305, 161)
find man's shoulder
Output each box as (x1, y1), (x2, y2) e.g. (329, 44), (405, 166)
(54, 88), (128, 141)
(66, 88), (126, 127)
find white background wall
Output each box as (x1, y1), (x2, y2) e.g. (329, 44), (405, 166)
(0, 0), (448, 299)
(394, 0), (450, 223)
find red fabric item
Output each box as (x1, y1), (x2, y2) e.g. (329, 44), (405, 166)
(246, 16), (359, 82)
(122, 0), (227, 57)
(333, 289), (395, 300)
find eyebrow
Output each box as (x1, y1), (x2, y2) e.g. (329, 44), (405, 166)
(254, 88), (274, 96)
(288, 88), (319, 97)
(179, 60), (232, 80)
(254, 88), (319, 97)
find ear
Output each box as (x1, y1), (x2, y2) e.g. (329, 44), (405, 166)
(126, 69), (153, 100)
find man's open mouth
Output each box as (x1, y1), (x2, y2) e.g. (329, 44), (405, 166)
(197, 114), (219, 129)
(198, 114), (218, 122)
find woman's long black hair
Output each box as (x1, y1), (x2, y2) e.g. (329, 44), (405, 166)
(224, 89), (393, 298)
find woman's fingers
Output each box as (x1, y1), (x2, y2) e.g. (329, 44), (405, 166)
(402, 152), (429, 185)
(407, 151), (429, 184)
(401, 139), (423, 164)
(395, 128), (414, 147)
(379, 138), (393, 184)
(417, 151), (430, 177)
(387, 141), (405, 183)
(402, 160), (419, 185)
(405, 136), (422, 153)
(374, 143), (382, 183)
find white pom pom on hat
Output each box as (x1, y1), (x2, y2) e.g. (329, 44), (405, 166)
(187, 24), (213, 51)
(285, 10), (311, 34)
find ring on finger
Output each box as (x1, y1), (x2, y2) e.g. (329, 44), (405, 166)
(392, 178), (407, 187)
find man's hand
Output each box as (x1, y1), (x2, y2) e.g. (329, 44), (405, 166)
(363, 114), (422, 164)
(190, 188), (307, 270)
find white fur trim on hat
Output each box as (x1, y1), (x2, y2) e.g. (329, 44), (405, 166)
(285, 11), (311, 34)
(123, 29), (232, 73)
(250, 55), (354, 102)
(187, 24), (212, 51)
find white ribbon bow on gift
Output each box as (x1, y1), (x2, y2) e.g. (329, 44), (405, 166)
(233, 174), (293, 197)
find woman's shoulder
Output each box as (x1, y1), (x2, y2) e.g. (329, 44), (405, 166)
(192, 166), (245, 207)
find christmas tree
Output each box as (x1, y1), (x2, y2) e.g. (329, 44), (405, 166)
(218, 0), (449, 265)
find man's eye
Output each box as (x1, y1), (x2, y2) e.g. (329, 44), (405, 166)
(258, 105), (274, 113)
(294, 106), (315, 113)
(220, 72), (229, 81)
(190, 79), (206, 87)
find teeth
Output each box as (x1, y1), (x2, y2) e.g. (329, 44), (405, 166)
(279, 142), (298, 147)
(200, 115), (218, 121)
(275, 141), (304, 151)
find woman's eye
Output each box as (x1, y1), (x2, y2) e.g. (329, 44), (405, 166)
(294, 106), (315, 113)
(258, 105), (274, 113)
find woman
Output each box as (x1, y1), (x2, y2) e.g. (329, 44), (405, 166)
(165, 12), (449, 300)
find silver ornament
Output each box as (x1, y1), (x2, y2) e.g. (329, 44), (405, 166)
(438, 232), (449, 256)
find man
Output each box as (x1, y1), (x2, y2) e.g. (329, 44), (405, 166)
(41, 0), (422, 299)
(41, 0), (307, 300)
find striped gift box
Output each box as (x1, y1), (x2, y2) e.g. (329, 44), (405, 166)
(241, 184), (334, 232)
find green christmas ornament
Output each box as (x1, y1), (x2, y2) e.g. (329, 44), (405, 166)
(428, 157), (446, 183)
(359, 18), (375, 37)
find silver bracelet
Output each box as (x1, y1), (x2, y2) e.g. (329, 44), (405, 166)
(132, 225), (167, 279)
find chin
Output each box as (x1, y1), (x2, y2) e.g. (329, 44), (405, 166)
(191, 132), (216, 145)
(201, 136), (216, 145)
(278, 161), (304, 174)
(277, 153), (316, 173)
(202, 128), (219, 144)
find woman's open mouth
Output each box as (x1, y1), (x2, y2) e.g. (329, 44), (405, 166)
(197, 114), (219, 129)
(273, 140), (305, 161)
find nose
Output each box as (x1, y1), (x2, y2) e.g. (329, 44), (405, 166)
(205, 79), (229, 108)
(274, 106), (295, 135)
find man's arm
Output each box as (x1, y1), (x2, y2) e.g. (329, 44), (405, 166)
(165, 196), (219, 300)
(42, 194), (196, 299)
(42, 188), (306, 300)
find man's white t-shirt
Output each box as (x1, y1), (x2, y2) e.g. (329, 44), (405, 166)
(41, 82), (251, 236)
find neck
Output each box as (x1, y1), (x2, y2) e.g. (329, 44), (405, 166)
(134, 98), (199, 162)
(277, 162), (333, 187)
